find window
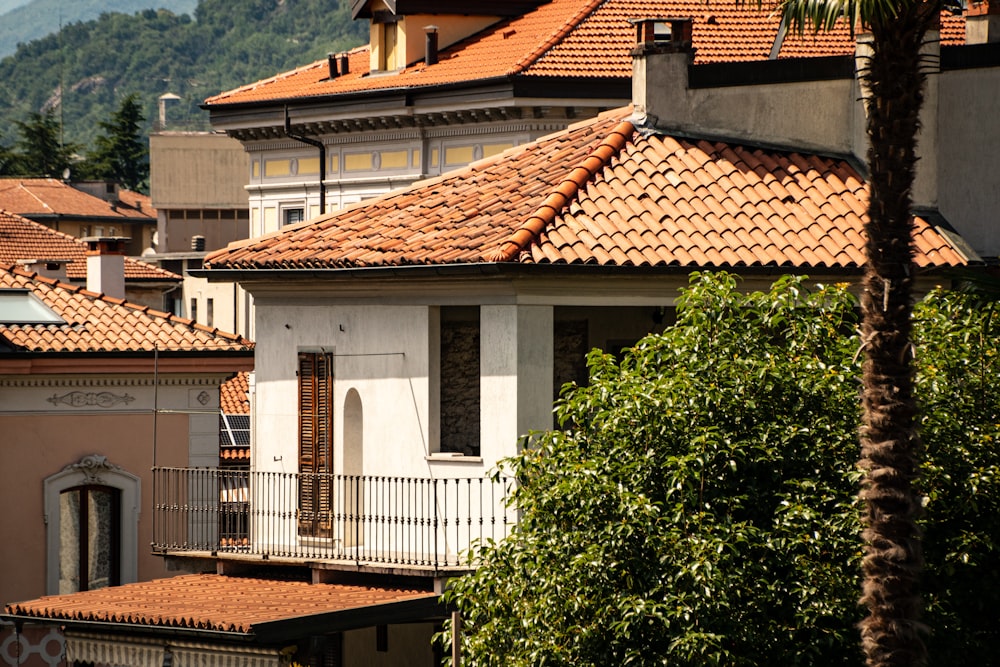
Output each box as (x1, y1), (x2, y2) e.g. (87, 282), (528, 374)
(298, 351), (334, 537)
(283, 207), (305, 226)
(43, 455), (140, 595)
(190, 298), (198, 323)
(58, 485), (121, 593)
(207, 298), (215, 328)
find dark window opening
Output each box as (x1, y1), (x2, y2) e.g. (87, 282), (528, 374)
(440, 307), (480, 456)
(59, 485), (121, 593)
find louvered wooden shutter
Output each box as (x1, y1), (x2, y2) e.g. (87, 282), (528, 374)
(298, 352), (334, 537)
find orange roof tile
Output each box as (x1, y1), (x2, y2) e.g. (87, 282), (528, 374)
(205, 0), (967, 107)
(0, 210), (179, 281)
(0, 179), (155, 221)
(4, 574), (436, 636)
(0, 265), (252, 354)
(221, 371), (251, 414)
(205, 108), (968, 273)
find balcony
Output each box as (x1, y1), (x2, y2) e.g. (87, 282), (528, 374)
(151, 467), (514, 573)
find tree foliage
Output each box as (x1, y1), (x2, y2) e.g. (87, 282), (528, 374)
(441, 273), (1000, 666)
(8, 109), (78, 177)
(79, 93), (148, 191)
(0, 0), (366, 148)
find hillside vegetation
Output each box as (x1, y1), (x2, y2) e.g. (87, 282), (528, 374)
(0, 0), (367, 150)
(0, 0), (199, 57)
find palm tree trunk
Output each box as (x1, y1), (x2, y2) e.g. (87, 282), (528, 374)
(858, 6), (937, 666)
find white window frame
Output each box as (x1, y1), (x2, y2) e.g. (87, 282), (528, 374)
(43, 455), (140, 595)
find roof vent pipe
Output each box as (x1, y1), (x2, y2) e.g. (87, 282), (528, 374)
(327, 52), (339, 79)
(425, 25), (439, 65)
(337, 52), (350, 75)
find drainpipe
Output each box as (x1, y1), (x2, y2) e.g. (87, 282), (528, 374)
(283, 105), (327, 216)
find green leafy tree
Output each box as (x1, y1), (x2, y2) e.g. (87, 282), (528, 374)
(775, 0), (952, 662)
(11, 109), (78, 177)
(441, 273), (1000, 666)
(82, 93), (149, 192)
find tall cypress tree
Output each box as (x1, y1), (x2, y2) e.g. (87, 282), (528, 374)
(85, 94), (149, 192)
(12, 109), (78, 178)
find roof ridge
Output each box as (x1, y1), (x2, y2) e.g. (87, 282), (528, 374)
(17, 180), (53, 211)
(510, 0), (606, 75)
(488, 117), (634, 262)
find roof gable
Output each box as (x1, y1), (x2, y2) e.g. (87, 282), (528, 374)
(204, 108), (968, 273)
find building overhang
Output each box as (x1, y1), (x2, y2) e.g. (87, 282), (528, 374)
(206, 75), (629, 139)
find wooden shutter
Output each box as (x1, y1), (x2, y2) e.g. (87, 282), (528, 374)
(298, 352), (334, 537)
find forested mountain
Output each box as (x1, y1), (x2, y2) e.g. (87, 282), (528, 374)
(0, 0), (367, 151)
(0, 0), (199, 57)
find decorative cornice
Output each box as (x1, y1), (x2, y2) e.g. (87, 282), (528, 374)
(47, 390), (136, 408)
(62, 454), (123, 485)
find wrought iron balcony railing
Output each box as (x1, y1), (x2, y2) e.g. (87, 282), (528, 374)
(152, 467), (514, 570)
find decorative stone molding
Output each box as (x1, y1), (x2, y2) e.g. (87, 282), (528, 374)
(47, 391), (135, 409)
(60, 455), (122, 485)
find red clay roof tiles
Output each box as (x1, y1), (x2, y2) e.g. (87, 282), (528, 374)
(221, 371), (251, 414)
(4, 574), (435, 635)
(206, 108), (966, 273)
(205, 0), (968, 107)
(0, 210), (179, 281)
(0, 264), (252, 353)
(0, 179), (155, 220)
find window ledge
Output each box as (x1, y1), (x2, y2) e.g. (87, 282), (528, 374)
(426, 453), (483, 464)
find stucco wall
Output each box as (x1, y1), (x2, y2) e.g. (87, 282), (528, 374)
(938, 65), (1000, 257)
(0, 413), (189, 606)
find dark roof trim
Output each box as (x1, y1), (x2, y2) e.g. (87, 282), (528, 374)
(204, 73), (628, 113)
(252, 595), (446, 644)
(0, 614), (257, 644)
(197, 261), (865, 284)
(941, 41), (1000, 70)
(688, 55), (855, 89)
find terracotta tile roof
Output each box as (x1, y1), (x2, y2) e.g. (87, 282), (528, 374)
(117, 189), (156, 217)
(0, 210), (180, 281)
(221, 371), (251, 414)
(0, 179), (155, 220)
(0, 264), (252, 353)
(4, 574), (436, 635)
(205, 0), (967, 106)
(205, 108), (968, 273)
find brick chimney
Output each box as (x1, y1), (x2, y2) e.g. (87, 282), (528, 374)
(84, 237), (128, 299)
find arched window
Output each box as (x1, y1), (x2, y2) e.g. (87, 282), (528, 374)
(43, 455), (140, 595)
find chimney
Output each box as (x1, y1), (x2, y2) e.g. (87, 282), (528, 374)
(631, 17), (694, 56)
(425, 25), (439, 65)
(338, 52), (350, 76)
(967, 0), (1000, 43)
(631, 18), (695, 122)
(327, 52), (339, 79)
(16, 259), (70, 282)
(84, 237), (128, 299)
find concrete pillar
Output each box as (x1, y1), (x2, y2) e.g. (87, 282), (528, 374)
(480, 305), (553, 461)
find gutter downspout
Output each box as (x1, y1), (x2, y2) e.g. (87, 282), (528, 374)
(284, 105), (327, 216)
